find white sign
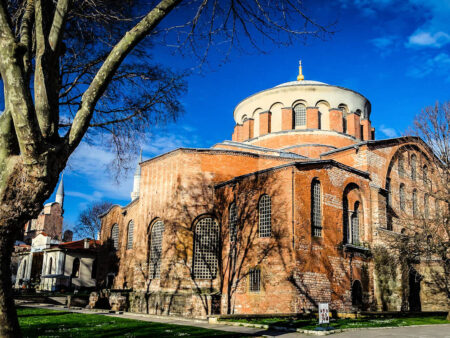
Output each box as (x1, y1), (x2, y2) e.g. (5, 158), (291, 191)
(318, 303), (329, 324)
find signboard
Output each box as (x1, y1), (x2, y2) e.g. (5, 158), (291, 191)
(318, 303), (329, 324)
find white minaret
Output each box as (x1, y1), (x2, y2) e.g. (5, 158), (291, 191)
(131, 151), (142, 201)
(55, 175), (64, 214)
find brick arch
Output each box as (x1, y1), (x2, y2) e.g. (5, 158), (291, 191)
(291, 99), (308, 107)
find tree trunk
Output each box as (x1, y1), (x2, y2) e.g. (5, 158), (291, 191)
(0, 223), (21, 338)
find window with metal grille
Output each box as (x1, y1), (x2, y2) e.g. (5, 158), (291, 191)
(193, 217), (219, 279)
(423, 165), (428, 185)
(127, 221), (134, 250)
(294, 104), (306, 127)
(229, 202), (237, 242)
(258, 195), (271, 238)
(411, 154), (417, 180)
(149, 220), (164, 279)
(398, 155), (405, 177)
(424, 194), (429, 219)
(311, 180), (322, 237)
(351, 202), (360, 245)
(412, 190), (418, 216)
(249, 268), (261, 292)
(111, 224), (119, 250)
(399, 184), (405, 211)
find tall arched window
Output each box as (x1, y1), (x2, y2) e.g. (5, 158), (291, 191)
(398, 155), (405, 177)
(126, 220), (134, 250)
(149, 220), (164, 279)
(294, 104), (306, 127)
(423, 165), (428, 185)
(411, 154), (417, 180)
(193, 217), (219, 279)
(71, 258), (80, 278)
(311, 179), (322, 237)
(351, 202), (360, 245)
(258, 195), (271, 238)
(111, 224), (119, 250)
(424, 194), (429, 219)
(412, 189), (418, 216)
(48, 257), (53, 275)
(229, 202), (237, 242)
(399, 184), (406, 211)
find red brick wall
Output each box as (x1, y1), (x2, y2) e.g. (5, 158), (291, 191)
(259, 111), (271, 136)
(329, 109), (343, 133)
(281, 107), (293, 131)
(306, 107), (319, 129)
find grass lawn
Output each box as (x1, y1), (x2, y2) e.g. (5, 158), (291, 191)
(221, 315), (449, 330)
(17, 307), (245, 337)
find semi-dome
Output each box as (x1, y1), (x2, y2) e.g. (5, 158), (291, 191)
(230, 62), (375, 158)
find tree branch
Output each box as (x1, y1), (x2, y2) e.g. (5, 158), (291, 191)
(66, 0), (181, 152)
(49, 0), (72, 51)
(19, 0), (34, 81)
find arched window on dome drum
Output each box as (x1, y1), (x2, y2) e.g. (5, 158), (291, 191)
(229, 202), (237, 242)
(311, 179), (322, 237)
(412, 189), (418, 217)
(411, 154), (417, 180)
(193, 217), (219, 279)
(149, 220), (164, 279)
(351, 202), (360, 245)
(258, 195), (271, 238)
(111, 224), (119, 250)
(294, 104), (306, 127)
(126, 220), (134, 250)
(399, 184), (406, 211)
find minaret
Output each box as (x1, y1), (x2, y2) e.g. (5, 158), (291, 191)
(131, 151), (142, 201)
(55, 175), (64, 214)
(297, 60), (305, 81)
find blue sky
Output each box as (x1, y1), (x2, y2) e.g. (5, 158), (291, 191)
(29, 0), (450, 231)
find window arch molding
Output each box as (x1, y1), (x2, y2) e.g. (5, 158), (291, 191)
(148, 218), (165, 279)
(258, 194), (271, 238)
(192, 215), (220, 279)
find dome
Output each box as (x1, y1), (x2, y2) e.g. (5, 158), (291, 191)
(275, 80), (328, 87)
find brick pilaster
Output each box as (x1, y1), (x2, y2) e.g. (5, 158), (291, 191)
(281, 107), (293, 130)
(329, 108), (343, 133)
(259, 111), (271, 136)
(306, 107), (319, 129)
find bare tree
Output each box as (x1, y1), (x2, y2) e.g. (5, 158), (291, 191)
(75, 201), (113, 241)
(0, 0), (330, 335)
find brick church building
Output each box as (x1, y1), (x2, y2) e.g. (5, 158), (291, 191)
(99, 64), (447, 317)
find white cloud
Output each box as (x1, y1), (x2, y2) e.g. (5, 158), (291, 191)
(407, 52), (450, 81)
(379, 125), (398, 138)
(408, 31), (450, 48)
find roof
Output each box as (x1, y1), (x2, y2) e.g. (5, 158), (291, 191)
(58, 239), (100, 250)
(275, 80), (328, 87)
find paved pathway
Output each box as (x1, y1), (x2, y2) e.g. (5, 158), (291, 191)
(17, 302), (450, 337)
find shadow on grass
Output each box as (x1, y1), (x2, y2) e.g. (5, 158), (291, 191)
(18, 311), (71, 318)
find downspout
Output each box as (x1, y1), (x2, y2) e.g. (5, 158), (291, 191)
(291, 166), (295, 251)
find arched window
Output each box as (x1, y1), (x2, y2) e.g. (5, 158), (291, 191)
(48, 257), (53, 275)
(424, 194), (429, 219)
(351, 280), (363, 308)
(311, 179), (322, 237)
(258, 195), (271, 238)
(149, 220), (165, 279)
(412, 189), (418, 216)
(351, 202), (360, 245)
(294, 104), (306, 127)
(249, 267), (261, 292)
(411, 154), (417, 180)
(339, 105), (348, 133)
(399, 184), (406, 211)
(193, 217), (219, 279)
(111, 224), (119, 250)
(423, 165), (428, 185)
(91, 259), (97, 279)
(229, 202), (237, 242)
(127, 220), (134, 250)
(71, 258), (80, 278)
(398, 155), (405, 177)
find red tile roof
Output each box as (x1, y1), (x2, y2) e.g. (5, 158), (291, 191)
(59, 239), (100, 250)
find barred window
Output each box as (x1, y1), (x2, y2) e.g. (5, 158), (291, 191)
(412, 190), (418, 216)
(249, 268), (261, 292)
(423, 165), (428, 185)
(398, 155), (405, 177)
(294, 104), (306, 127)
(258, 195), (271, 238)
(127, 221), (134, 250)
(111, 224), (119, 250)
(424, 194), (429, 219)
(311, 180), (322, 237)
(229, 202), (237, 242)
(399, 184), (406, 211)
(193, 217), (219, 279)
(411, 154), (417, 180)
(149, 220), (164, 279)
(351, 202), (360, 245)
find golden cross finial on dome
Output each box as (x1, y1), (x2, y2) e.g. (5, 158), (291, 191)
(297, 60), (304, 81)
